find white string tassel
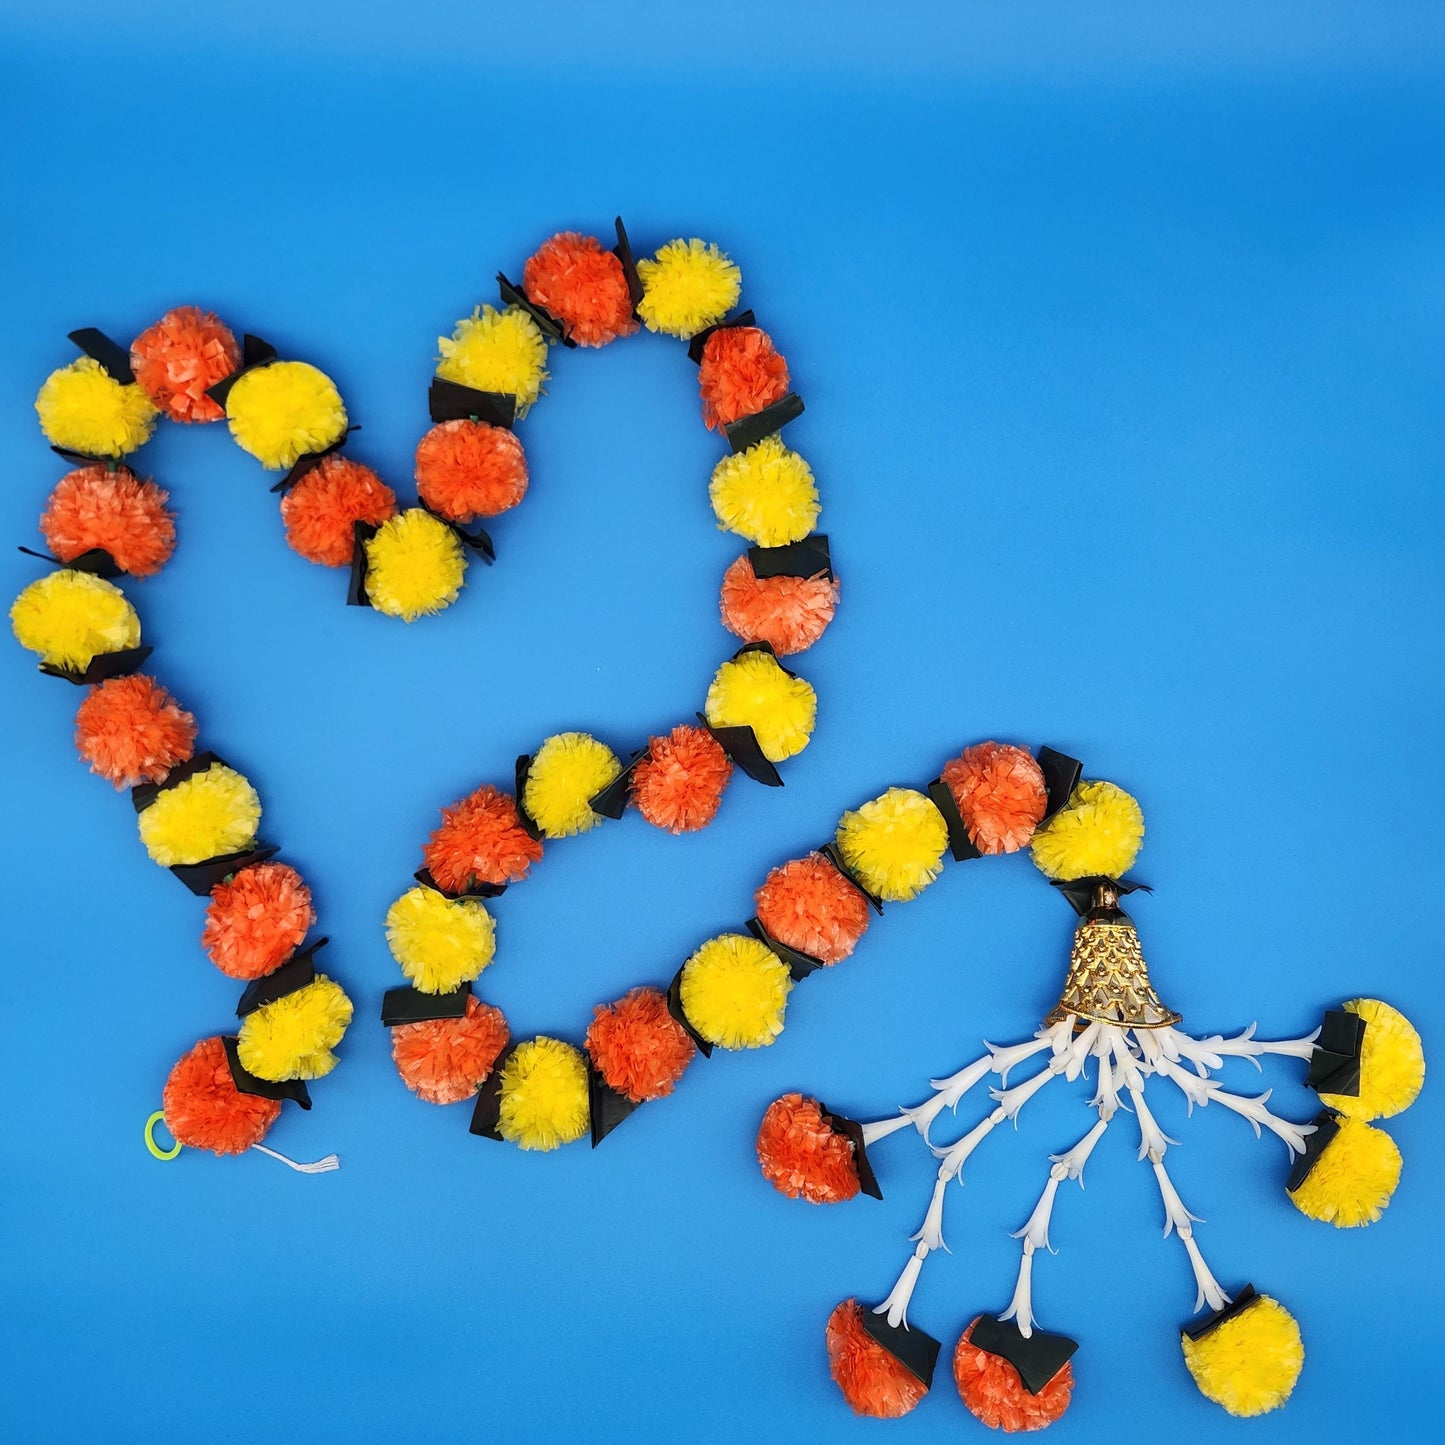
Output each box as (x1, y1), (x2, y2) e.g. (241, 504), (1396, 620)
(875, 1243), (929, 1329)
(251, 1144), (341, 1174)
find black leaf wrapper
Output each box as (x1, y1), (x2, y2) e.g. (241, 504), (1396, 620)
(132, 750), (226, 813)
(686, 309), (757, 365)
(927, 778), (983, 863)
(427, 377), (516, 429)
(347, 520), (377, 607)
(50, 444), (126, 468)
(513, 755), (544, 840)
(612, 216), (644, 310)
(270, 428), (357, 494)
(816, 1101), (883, 1199)
(497, 272), (576, 349)
(1184, 1284), (1260, 1341)
(858, 1309), (940, 1388)
(665, 968), (713, 1058)
(18, 544), (124, 579)
(413, 866), (507, 901)
(170, 845), (279, 896)
(1051, 875), (1151, 919)
(588, 750), (648, 821)
(39, 644), (153, 686)
(694, 714), (784, 788)
(1308, 1009), (1366, 1097)
(748, 533), (832, 581)
(587, 1061), (639, 1148)
(818, 841), (885, 915)
(966, 1316), (1078, 1396)
(67, 327), (135, 384)
(204, 334), (278, 410)
(381, 984), (471, 1027)
(1037, 746), (1083, 821)
(418, 501), (494, 564)
(745, 916), (825, 982)
(725, 393), (805, 454)
(235, 939), (327, 1017)
(1287, 1110), (1341, 1193)
(223, 1035), (312, 1109)
(469, 1043), (516, 1140)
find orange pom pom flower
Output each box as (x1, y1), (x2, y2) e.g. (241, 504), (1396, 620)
(162, 1036), (280, 1155)
(941, 743), (1048, 855)
(953, 1318), (1074, 1431)
(422, 784), (544, 893)
(202, 862), (315, 981)
(40, 465), (176, 577)
(757, 1093), (862, 1204)
(698, 326), (790, 433)
(130, 306), (240, 423)
(585, 987), (697, 1103)
(826, 1299), (929, 1418)
(522, 232), (638, 348)
(754, 853), (870, 965)
(392, 995), (510, 1105)
(719, 552), (838, 656)
(74, 673), (197, 788)
(414, 420), (528, 522)
(280, 455), (397, 567)
(630, 725), (733, 833)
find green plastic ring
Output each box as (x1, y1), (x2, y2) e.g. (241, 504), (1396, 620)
(144, 1110), (181, 1161)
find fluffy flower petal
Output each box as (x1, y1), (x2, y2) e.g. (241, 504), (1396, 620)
(74, 674), (196, 789)
(585, 987), (696, 1103)
(40, 466), (175, 577)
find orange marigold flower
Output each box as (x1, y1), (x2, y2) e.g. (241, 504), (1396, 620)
(422, 784), (544, 892)
(754, 853), (870, 964)
(757, 1092), (861, 1204)
(940, 742), (1048, 855)
(414, 420), (528, 522)
(698, 326), (790, 433)
(130, 306), (240, 423)
(953, 1317), (1074, 1430)
(162, 1036), (280, 1155)
(280, 455), (397, 567)
(74, 674), (197, 788)
(40, 465), (176, 577)
(202, 862), (315, 981)
(522, 232), (638, 348)
(585, 987), (696, 1103)
(719, 553), (838, 656)
(631, 725), (733, 833)
(391, 995), (510, 1105)
(826, 1299), (928, 1418)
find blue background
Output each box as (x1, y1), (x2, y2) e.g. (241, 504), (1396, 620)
(2, 3), (1442, 1441)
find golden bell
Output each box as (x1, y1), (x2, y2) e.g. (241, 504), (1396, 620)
(1044, 883), (1181, 1030)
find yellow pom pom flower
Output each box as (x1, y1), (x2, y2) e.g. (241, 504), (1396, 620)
(708, 435), (819, 546)
(385, 886), (496, 994)
(835, 787), (949, 903)
(137, 762), (261, 866)
(237, 974), (354, 1081)
(704, 649), (816, 763)
(636, 238), (742, 338)
(1181, 1294), (1303, 1417)
(496, 1037), (590, 1150)
(35, 357), (157, 458)
(10, 570), (140, 672)
(1319, 998), (1424, 1121)
(1289, 1114), (1402, 1227)
(1029, 779), (1144, 881)
(522, 732), (621, 839)
(436, 305), (548, 413)
(225, 360), (347, 469)
(363, 508), (466, 622)
(679, 933), (792, 1050)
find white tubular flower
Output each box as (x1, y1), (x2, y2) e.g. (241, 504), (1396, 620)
(1052, 1117), (1109, 1184)
(860, 1112), (917, 1148)
(1063, 1019), (1102, 1081)
(999, 1248), (1037, 1339)
(991, 1064), (1058, 1123)
(1182, 1233), (1231, 1314)
(1107, 1029), (1146, 1092)
(1090, 1044), (1127, 1121)
(1210, 1087), (1317, 1154)
(929, 1051), (997, 1105)
(910, 1170), (951, 1253)
(1012, 1167), (1064, 1253)
(1130, 1085), (1180, 1161)
(988, 1033), (1053, 1084)
(1154, 1054), (1219, 1114)
(933, 1105), (1007, 1176)
(1150, 1156), (1203, 1238)
(875, 1243), (928, 1329)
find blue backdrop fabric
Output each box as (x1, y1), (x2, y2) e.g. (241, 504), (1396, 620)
(2, 4), (1442, 1442)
